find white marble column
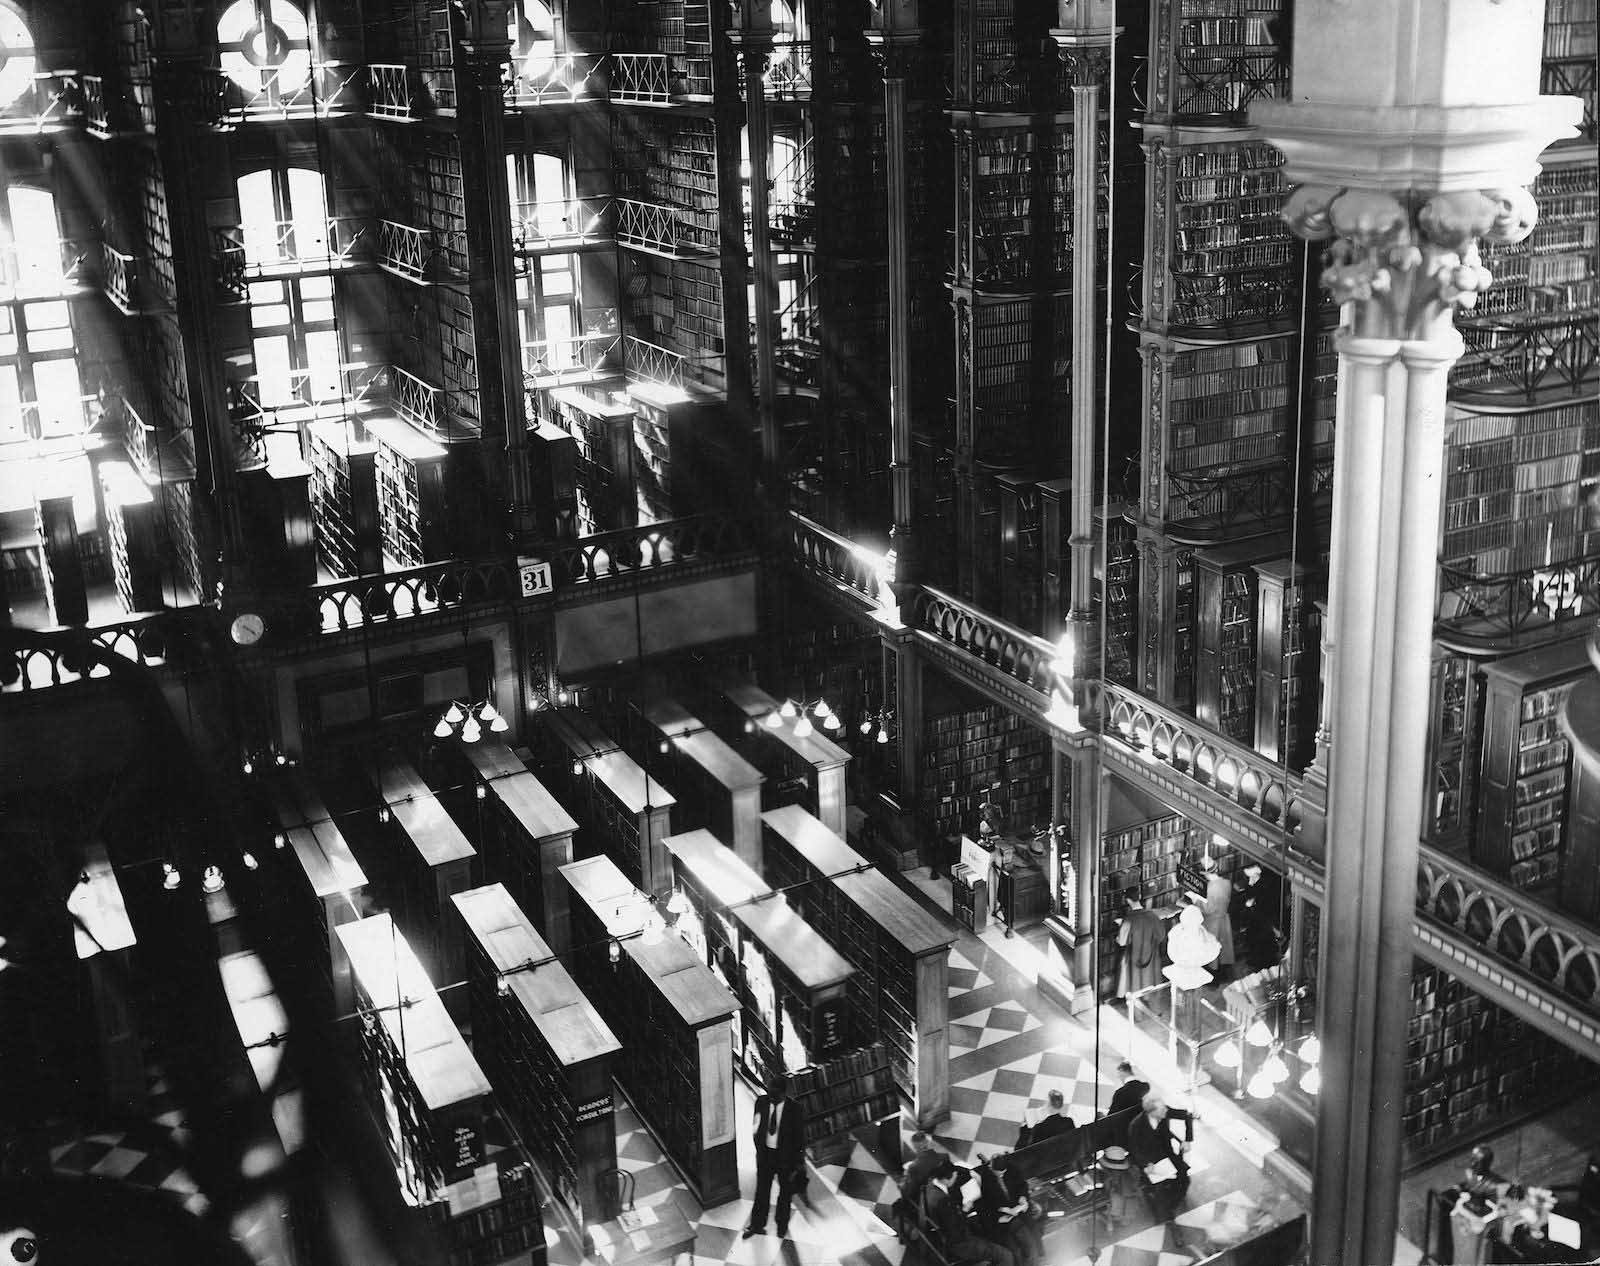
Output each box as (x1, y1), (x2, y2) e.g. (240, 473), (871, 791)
(1255, 1), (1578, 1258)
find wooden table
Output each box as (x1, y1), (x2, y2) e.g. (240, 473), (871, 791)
(587, 1201), (697, 1265)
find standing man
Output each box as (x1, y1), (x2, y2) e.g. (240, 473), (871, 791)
(744, 1072), (806, 1240)
(1107, 1061), (1151, 1117)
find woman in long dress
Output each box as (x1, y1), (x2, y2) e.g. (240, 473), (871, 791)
(1115, 891), (1167, 998)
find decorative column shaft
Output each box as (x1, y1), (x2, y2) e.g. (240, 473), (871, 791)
(732, 32), (781, 492)
(868, 33), (923, 602)
(1256, 3), (1577, 1255)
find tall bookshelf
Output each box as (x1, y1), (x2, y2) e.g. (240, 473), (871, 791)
(919, 703), (1053, 843)
(1475, 639), (1592, 891)
(1253, 557), (1316, 767)
(305, 420), (381, 578)
(1403, 962), (1591, 1157)
(1097, 814), (1203, 996)
(452, 884), (620, 1225)
(368, 417), (449, 568)
(759, 806), (953, 1127)
(1164, 0), (1289, 121)
(790, 1042), (901, 1165)
(1193, 535), (1287, 742)
(1428, 651), (1476, 846)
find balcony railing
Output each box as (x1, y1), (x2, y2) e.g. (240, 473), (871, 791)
(766, 43), (812, 99)
(377, 220), (434, 280)
(787, 512), (891, 611)
(623, 336), (687, 390)
(0, 71), (85, 131)
(367, 64), (415, 119)
(1168, 46), (1288, 122)
(390, 365), (450, 439)
(610, 53), (670, 104)
(1453, 311), (1600, 404)
(99, 243), (155, 314)
(82, 74), (153, 135)
(505, 52), (607, 107)
(231, 362), (388, 435)
(1542, 54), (1597, 143)
(552, 514), (752, 584)
(522, 333), (622, 388)
(1, 614), (189, 695)
(1164, 459), (1295, 535)
(226, 216), (372, 276)
(512, 197), (612, 252)
(1436, 556), (1600, 645)
(615, 198), (716, 258)
(211, 229), (248, 302)
(0, 239), (95, 299)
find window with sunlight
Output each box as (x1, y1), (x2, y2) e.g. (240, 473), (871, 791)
(218, 0), (312, 97)
(509, 0), (558, 82)
(0, 1), (37, 110)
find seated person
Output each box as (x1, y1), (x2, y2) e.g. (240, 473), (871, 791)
(924, 1160), (1016, 1266)
(974, 1155), (1043, 1266)
(1026, 1089), (1079, 1148)
(1127, 1093), (1191, 1183)
(896, 1132), (959, 1242)
(1106, 1062), (1151, 1117)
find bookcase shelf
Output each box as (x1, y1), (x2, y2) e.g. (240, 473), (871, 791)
(759, 806), (953, 1128)
(1253, 558), (1318, 767)
(1475, 639), (1592, 891)
(1193, 534), (1288, 742)
(453, 884), (620, 1225)
(1428, 652), (1476, 845)
(1097, 814), (1205, 996)
(559, 855), (740, 1208)
(791, 1043), (901, 1164)
(306, 420), (381, 579)
(1098, 504), (1139, 687)
(918, 703), (1052, 844)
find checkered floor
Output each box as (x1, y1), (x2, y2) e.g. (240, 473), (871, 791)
(46, 1063), (208, 1218)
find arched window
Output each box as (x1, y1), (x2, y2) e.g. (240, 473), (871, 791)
(0, 1), (37, 110)
(217, 0), (312, 98)
(509, 0), (557, 81)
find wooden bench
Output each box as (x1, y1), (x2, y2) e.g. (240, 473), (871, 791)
(900, 1195), (991, 1266)
(1004, 1108), (1139, 1213)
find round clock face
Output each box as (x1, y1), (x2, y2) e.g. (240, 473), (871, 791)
(230, 612), (266, 646)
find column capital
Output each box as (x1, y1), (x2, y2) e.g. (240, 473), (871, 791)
(865, 32), (923, 81)
(1283, 183), (1542, 341)
(726, 29), (776, 79)
(1047, 41), (1115, 89)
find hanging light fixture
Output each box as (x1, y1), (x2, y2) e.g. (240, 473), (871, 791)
(779, 698), (798, 720)
(497, 974), (512, 998)
(859, 717), (874, 736)
(1262, 1046), (1290, 1085)
(1300, 1065), (1321, 1096)
(1247, 1069), (1276, 1099)
(242, 852), (259, 871)
(793, 713), (814, 738)
(764, 709), (785, 730)
(1298, 1034), (1321, 1065)
(273, 832), (287, 849)
(201, 865), (225, 895)
(378, 805), (392, 824)
(1245, 1017), (1275, 1047)
(608, 938), (622, 965)
(443, 702), (465, 725)
(666, 889), (692, 918)
(162, 863), (182, 891)
(571, 759), (585, 776)
(475, 783), (488, 801)
(1215, 1039), (1242, 1069)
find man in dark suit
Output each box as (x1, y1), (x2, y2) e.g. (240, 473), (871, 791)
(1107, 1062), (1151, 1117)
(744, 1073), (806, 1239)
(924, 1161), (1016, 1266)
(1027, 1089), (1078, 1146)
(1126, 1093), (1191, 1183)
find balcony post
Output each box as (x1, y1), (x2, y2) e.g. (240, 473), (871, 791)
(866, 5), (923, 607)
(729, 10), (781, 499)
(1254, 2), (1577, 1258)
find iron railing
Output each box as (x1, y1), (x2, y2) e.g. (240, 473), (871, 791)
(1436, 556), (1600, 643)
(766, 43), (812, 99)
(512, 197), (612, 252)
(522, 333), (622, 388)
(367, 64), (414, 119)
(610, 53), (671, 104)
(0, 239), (94, 299)
(210, 228), (249, 302)
(98, 243), (151, 313)
(377, 220), (433, 280)
(505, 52), (608, 106)
(227, 216), (372, 274)
(1453, 312), (1600, 404)
(1164, 460), (1294, 532)
(623, 336), (687, 390)
(616, 198), (715, 257)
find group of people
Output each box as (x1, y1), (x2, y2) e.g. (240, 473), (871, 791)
(894, 1063), (1196, 1266)
(1114, 857), (1288, 999)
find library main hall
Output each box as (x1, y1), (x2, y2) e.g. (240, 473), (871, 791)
(0, 1), (1596, 1264)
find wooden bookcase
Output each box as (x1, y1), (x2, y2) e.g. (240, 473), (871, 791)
(269, 772), (370, 1014)
(218, 951), (303, 1160)
(699, 675), (851, 840)
(533, 708), (676, 898)
(365, 755), (479, 1002)
(662, 828), (855, 1086)
(543, 387), (636, 533)
(758, 806), (953, 1128)
(790, 1042), (902, 1166)
(634, 696), (765, 872)
(1428, 651), (1476, 845)
(1164, 0), (1290, 121)
(1475, 638), (1592, 891)
(455, 741), (578, 954)
(559, 854), (739, 1207)
(305, 420), (381, 578)
(1253, 558), (1317, 767)
(1193, 534), (1289, 743)
(368, 417), (450, 567)
(36, 494), (87, 626)
(918, 704), (1052, 844)
(997, 472), (1043, 632)
(452, 883), (620, 1225)
(1097, 814), (1203, 997)
(1097, 503), (1139, 686)
(628, 380), (731, 522)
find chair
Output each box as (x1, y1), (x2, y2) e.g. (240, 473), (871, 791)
(598, 1166), (635, 1221)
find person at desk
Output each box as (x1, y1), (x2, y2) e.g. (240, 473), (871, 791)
(974, 1154), (1043, 1266)
(1022, 1089), (1078, 1150)
(924, 1160), (1016, 1266)
(743, 1073), (806, 1240)
(1107, 1062), (1151, 1117)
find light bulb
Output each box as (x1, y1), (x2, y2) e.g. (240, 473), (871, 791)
(812, 699), (832, 719)
(274, 753), (287, 767)
(478, 701), (500, 724)
(1245, 1019), (1274, 1047)
(1300, 1066), (1321, 1096)
(777, 698), (796, 719)
(1299, 1035), (1321, 1065)
(273, 832), (286, 849)
(764, 710), (784, 730)
(489, 714), (509, 733)
(1215, 1040), (1241, 1069)
(1262, 1051), (1290, 1084)
(461, 716), (482, 743)
(659, 740), (671, 755)
(242, 759), (254, 775)
(162, 863), (181, 891)
(378, 806), (391, 824)
(242, 852), (259, 871)
(433, 715), (453, 738)
(667, 889), (691, 917)
(823, 713), (842, 732)
(572, 759), (584, 776)
(744, 719), (757, 734)
(608, 939), (621, 965)
(443, 702), (465, 725)
(557, 688), (570, 704)
(202, 865), (225, 894)
(876, 727), (890, 745)
(476, 783), (488, 800)
(794, 716), (814, 738)
(497, 975), (512, 998)
(860, 718), (873, 736)
(1247, 1071), (1275, 1099)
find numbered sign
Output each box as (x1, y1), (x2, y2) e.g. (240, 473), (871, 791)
(519, 557), (553, 598)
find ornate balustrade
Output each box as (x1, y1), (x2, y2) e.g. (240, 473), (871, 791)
(505, 53), (607, 107)
(210, 229), (248, 302)
(389, 366), (451, 439)
(305, 558), (518, 632)
(231, 216), (371, 274)
(1168, 45), (1287, 123)
(522, 333), (621, 388)
(1417, 845), (1600, 1032)
(766, 43), (811, 99)
(1436, 555), (1600, 647)
(911, 587), (1058, 695)
(1453, 311), (1600, 404)
(551, 514), (752, 585)
(787, 513), (890, 611)
(512, 198), (612, 252)
(610, 53), (670, 104)
(0, 614), (187, 694)
(367, 64), (415, 119)
(98, 243), (153, 313)
(616, 198), (711, 258)
(623, 336), (687, 390)
(377, 220), (433, 280)
(82, 74), (148, 135)
(1164, 459), (1294, 536)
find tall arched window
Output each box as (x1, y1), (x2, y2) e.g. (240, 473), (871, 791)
(217, 0), (312, 99)
(0, 1), (38, 110)
(509, 0), (557, 81)
(507, 152), (583, 371)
